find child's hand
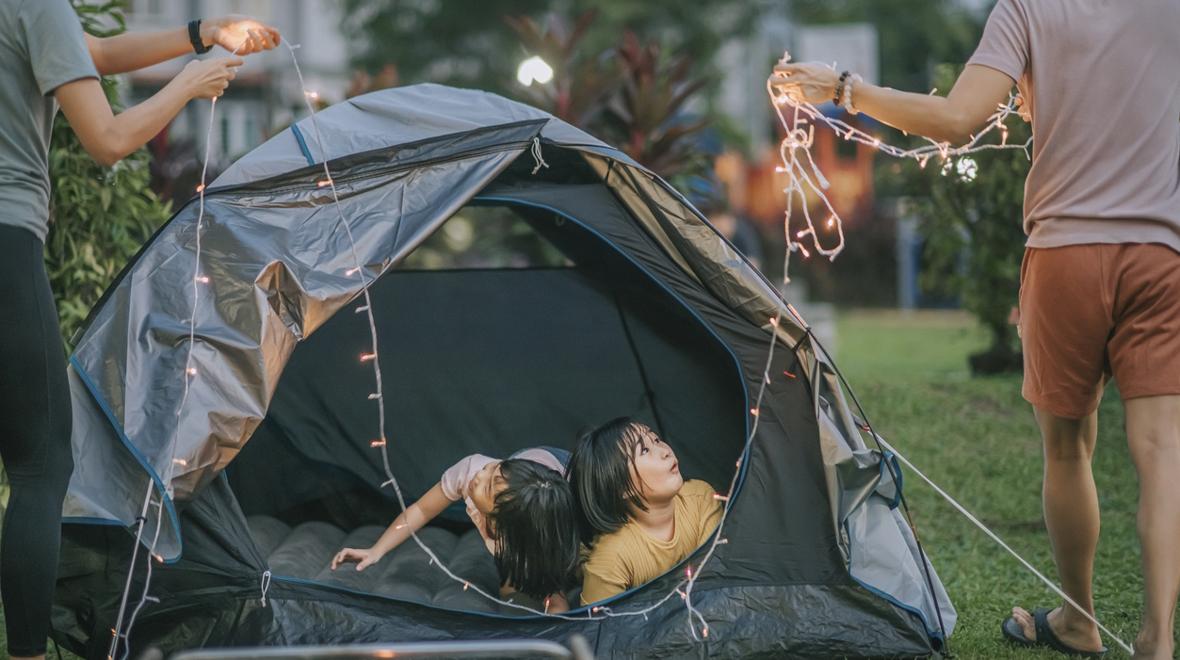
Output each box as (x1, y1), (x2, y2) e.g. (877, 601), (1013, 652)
(331, 547), (379, 571)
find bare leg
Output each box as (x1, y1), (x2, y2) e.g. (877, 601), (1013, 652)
(1011, 406), (1104, 652)
(1125, 394), (1180, 660)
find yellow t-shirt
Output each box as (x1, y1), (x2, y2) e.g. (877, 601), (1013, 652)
(580, 479), (723, 605)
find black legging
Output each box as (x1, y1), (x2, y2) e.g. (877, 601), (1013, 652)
(0, 225), (74, 657)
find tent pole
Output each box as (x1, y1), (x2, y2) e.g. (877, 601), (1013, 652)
(611, 290), (667, 438)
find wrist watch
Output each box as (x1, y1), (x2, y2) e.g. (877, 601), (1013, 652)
(188, 19), (212, 54)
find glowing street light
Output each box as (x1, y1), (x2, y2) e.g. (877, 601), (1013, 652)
(516, 55), (553, 86)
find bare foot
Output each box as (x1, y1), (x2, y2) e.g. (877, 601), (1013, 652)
(1010, 606), (1104, 653)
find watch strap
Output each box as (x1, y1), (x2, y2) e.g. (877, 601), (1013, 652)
(189, 19), (212, 54)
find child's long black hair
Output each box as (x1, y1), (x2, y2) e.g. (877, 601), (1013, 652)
(486, 458), (580, 599)
(568, 417), (650, 542)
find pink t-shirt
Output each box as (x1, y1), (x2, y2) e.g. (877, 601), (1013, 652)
(439, 449), (566, 551)
(968, 0), (1180, 253)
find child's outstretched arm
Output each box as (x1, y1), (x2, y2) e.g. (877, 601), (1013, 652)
(331, 483), (452, 571)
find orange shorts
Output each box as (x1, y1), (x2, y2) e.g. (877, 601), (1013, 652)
(1019, 243), (1180, 419)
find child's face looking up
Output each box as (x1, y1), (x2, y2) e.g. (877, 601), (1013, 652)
(469, 461), (508, 516)
(628, 426), (684, 503)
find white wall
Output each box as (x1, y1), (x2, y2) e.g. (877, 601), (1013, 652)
(713, 9), (793, 153)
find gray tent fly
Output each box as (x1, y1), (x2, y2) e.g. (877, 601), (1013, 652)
(52, 84), (955, 658)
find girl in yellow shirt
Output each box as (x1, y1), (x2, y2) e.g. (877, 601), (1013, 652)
(568, 418), (723, 605)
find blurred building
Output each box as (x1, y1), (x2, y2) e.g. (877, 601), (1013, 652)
(123, 0), (350, 168)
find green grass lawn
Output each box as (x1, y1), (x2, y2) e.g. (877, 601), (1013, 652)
(0, 309), (1158, 658)
(837, 309), (1151, 659)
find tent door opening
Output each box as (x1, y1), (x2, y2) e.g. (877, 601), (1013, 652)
(226, 193), (747, 616)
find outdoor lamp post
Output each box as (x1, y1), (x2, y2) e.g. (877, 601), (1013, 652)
(516, 55), (553, 86)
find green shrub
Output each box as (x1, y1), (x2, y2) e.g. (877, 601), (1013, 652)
(45, 1), (173, 348)
(882, 65), (1031, 374)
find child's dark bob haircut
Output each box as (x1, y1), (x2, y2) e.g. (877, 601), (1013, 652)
(568, 417), (651, 540)
(486, 458), (580, 599)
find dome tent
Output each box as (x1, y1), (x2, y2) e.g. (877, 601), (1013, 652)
(52, 84), (955, 658)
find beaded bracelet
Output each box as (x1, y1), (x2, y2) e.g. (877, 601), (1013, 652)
(833, 71), (851, 106)
(842, 73), (863, 115)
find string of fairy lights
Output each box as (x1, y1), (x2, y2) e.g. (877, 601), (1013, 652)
(767, 52), (1031, 280)
(106, 41), (1132, 658)
(109, 42), (245, 659)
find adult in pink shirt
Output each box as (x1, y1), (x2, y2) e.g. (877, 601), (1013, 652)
(772, 1), (1180, 657)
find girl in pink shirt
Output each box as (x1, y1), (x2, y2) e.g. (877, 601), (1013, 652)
(331, 447), (578, 611)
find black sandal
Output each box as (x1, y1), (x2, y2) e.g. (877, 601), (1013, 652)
(1002, 607), (1108, 658)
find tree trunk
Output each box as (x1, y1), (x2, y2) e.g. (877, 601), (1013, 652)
(968, 323), (1023, 375)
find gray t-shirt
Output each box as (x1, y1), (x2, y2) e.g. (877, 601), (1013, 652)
(0, 0), (98, 242)
(968, 0), (1180, 254)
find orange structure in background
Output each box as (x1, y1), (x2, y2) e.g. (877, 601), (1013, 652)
(716, 111), (878, 244)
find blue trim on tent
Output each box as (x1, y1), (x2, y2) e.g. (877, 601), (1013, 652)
(291, 123), (315, 165)
(63, 516), (124, 526)
(880, 450), (904, 510)
(68, 356), (184, 564)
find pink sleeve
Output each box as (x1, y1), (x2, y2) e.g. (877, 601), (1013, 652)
(439, 454), (495, 501)
(966, 0), (1029, 83)
(512, 448), (566, 477)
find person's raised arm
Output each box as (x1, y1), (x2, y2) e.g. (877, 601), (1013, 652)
(770, 62), (1016, 145)
(331, 483), (453, 571)
(85, 15), (279, 76)
(54, 57), (242, 167)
